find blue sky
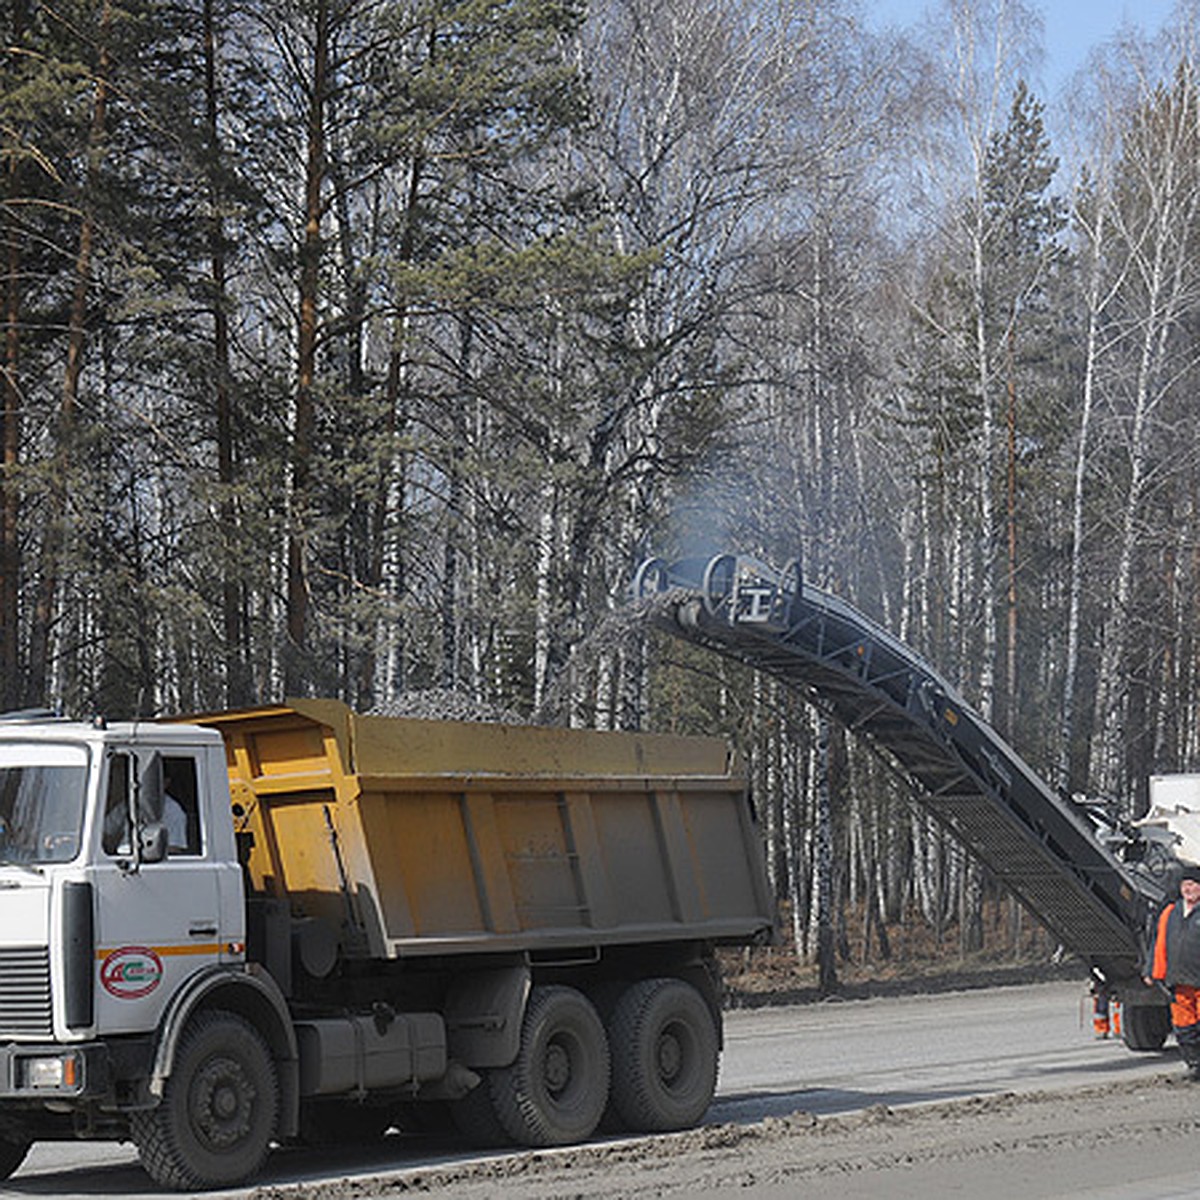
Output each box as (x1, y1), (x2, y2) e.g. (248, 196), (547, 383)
(865, 1), (1178, 96)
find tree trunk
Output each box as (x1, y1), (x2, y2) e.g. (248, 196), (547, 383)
(815, 714), (839, 996)
(781, 718), (806, 959)
(1090, 241), (1174, 799)
(286, 0), (329, 695)
(440, 317), (473, 691)
(1004, 323), (1018, 741)
(0, 0), (24, 709)
(1090, 74), (1200, 800)
(202, 0), (251, 706)
(1, 219), (18, 709)
(361, 141), (424, 706)
(1059, 197), (1108, 791)
(29, 1), (111, 705)
(0, 0), (29, 709)
(971, 236), (996, 726)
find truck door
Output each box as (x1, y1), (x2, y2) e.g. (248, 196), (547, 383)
(91, 749), (226, 1035)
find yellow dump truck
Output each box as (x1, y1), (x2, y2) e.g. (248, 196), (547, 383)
(0, 700), (773, 1190)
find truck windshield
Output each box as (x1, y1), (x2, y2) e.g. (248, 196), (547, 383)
(0, 745), (87, 865)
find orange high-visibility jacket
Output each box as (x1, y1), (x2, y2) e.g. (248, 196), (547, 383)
(1149, 901), (1200, 987)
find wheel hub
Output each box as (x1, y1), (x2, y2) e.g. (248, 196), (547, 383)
(544, 1041), (571, 1093)
(657, 1031), (683, 1083)
(214, 1084), (239, 1120)
(192, 1055), (256, 1148)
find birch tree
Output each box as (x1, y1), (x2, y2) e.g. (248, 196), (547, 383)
(1058, 61), (1129, 790)
(910, 0), (1042, 718)
(1088, 53), (1200, 801)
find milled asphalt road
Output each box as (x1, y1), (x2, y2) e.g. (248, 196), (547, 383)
(1, 978), (1174, 1199)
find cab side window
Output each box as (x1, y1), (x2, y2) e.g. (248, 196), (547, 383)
(102, 754), (131, 856)
(162, 757), (201, 857)
(101, 753), (201, 858)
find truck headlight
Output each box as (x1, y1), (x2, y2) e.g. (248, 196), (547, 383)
(20, 1054), (79, 1090)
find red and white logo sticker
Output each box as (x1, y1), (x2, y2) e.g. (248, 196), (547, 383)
(100, 947), (164, 999)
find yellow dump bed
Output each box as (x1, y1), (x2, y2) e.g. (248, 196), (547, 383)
(192, 700), (774, 959)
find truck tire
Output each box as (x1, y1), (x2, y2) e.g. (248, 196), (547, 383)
(131, 1010), (279, 1191)
(609, 977), (718, 1132)
(0, 1136), (30, 1180)
(490, 985), (609, 1147)
(1122, 1003), (1172, 1051)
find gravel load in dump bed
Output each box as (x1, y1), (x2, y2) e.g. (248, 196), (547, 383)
(369, 598), (671, 729)
(370, 690), (526, 725)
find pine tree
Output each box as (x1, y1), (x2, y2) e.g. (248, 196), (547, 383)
(980, 80), (1066, 746)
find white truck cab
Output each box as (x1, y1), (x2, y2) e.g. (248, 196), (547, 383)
(0, 716), (260, 1184)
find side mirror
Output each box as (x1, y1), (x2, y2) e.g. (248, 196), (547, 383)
(137, 752), (164, 824)
(139, 822), (168, 864)
(111, 750), (166, 872)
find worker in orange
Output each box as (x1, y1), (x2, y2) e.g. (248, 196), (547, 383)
(1090, 983), (1120, 1039)
(1144, 864), (1200, 1079)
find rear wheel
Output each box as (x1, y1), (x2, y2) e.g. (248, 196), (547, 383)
(490, 985), (609, 1146)
(132, 1010), (278, 1191)
(1123, 1002), (1171, 1051)
(609, 978), (718, 1132)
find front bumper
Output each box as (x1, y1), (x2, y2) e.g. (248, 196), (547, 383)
(0, 1043), (112, 1102)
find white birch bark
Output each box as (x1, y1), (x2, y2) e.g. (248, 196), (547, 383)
(1060, 162), (1128, 788)
(1089, 62), (1200, 800)
(947, 0), (1034, 722)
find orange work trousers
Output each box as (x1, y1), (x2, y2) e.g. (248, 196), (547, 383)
(1171, 984), (1200, 1030)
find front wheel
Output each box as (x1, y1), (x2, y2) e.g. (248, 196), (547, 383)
(490, 985), (609, 1147)
(131, 1010), (279, 1191)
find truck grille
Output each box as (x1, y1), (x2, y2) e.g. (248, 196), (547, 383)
(0, 948), (52, 1037)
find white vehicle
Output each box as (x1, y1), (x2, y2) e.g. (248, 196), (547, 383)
(0, 702), (773, 1190)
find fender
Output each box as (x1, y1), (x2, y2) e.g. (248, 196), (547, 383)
(677, 956), (724, 1049)
(149, 962), (300, 1137)
(443, 963), (531, 1068)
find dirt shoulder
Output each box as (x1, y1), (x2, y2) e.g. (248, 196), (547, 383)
(721, 951), (1085, 1010)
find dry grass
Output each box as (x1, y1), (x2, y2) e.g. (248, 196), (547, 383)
(720, 899), (1080, 1008)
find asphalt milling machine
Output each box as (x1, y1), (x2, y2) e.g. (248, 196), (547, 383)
(633, 551), (1190, 1052)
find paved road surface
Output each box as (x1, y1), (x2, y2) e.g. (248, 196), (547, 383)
(0, 979), (1175, 1198)
(714, 976), (1168, 1121)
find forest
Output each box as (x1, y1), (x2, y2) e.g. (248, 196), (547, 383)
(4, 0), (1200, 981)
